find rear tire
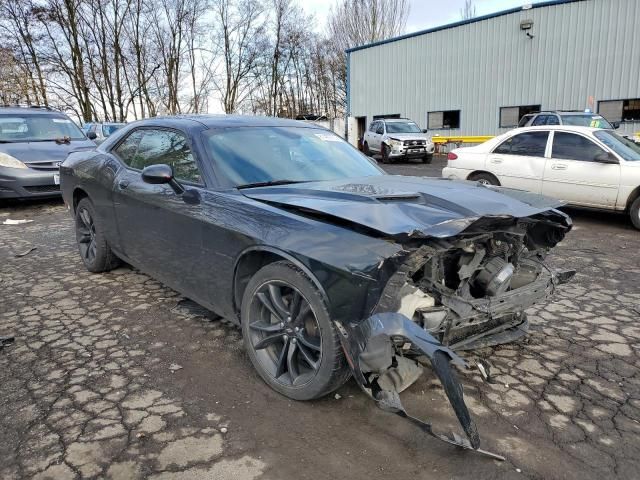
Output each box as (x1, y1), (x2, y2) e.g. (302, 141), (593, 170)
(363, 142), (371, 156)
(630, 197), (640, 230)
(422, 154), (433, 164)
(468, 172), (500, 186)
(241, 261), (350, 401)
(74, 198), (120, 273)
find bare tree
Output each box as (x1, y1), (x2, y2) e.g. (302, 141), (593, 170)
(460, 0), (476, 20)
(326, 0), (409, 116)
(211, 0), (266, 113)
(327, 0), (409, 53)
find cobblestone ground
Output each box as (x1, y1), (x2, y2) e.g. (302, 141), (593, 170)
(1, 169), (639, 479)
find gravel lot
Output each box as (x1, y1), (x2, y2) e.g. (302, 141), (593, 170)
(1, 156), (639, 479)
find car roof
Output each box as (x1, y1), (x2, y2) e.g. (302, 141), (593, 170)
(0, 107), (67, 116)
(534, 111), (602, 116)
(511, 125), (604, 134)
(128, 114), (313, 129)
(382, 118), (413, 122)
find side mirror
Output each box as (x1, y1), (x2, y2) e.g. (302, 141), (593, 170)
(422, 129), (428, 133)
(612, 122), (620, 129)
(87, 131), (97, 140)
(594, 152), (618, 164)
(141, 164), (185, 194)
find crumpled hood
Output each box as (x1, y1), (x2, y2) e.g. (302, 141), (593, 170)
(0, 140), (96, 164)
(241, 175), (567, 238)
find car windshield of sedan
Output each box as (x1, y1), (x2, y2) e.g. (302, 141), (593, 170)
(594, 130), (640, 161)
(205, 127), (383, 186)
(0, 114), (85, 142)
(385, 121), (422, 133)
(561, 115), (613, 129)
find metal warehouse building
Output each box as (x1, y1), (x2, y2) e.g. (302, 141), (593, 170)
(346, 0), (640, 142)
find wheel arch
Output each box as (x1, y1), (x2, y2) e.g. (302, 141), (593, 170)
(232, 246), (329, 317)
(72, 187), (90, 214)
(625, 185), (640, 212)
(466, 170), (500, 183)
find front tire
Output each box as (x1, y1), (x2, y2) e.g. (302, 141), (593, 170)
(241, 261), (350, 401)
(381, 144), (391, 164)
(422, 154), (433, 164)
(75, 198), (120, 273)
(630, 197), (640, 230)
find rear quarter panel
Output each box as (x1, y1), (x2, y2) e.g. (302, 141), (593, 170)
(61, 151), (121, 250)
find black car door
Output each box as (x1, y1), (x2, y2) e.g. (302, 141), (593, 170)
(110, 127), (215, 306)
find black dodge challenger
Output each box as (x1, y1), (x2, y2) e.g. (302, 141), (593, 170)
(61, 115), (573, 458)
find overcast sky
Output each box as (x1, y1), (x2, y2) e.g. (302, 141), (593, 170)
(302, 0), (544, 35)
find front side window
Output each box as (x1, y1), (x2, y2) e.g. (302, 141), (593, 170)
(552, 132), (606, 162)
(114, 129), (203, 184)
(594, 131), (640, 161)
(385, 121), (422, 134)
(375, 123), (384, 134)
(205, 127), (382, 187)
(0, 114), (85, 142)
(493, 131), (548, 157)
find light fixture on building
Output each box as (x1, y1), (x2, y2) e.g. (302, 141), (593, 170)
(520, 19), (535, 38)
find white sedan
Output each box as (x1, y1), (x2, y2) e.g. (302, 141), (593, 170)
(442, 126), (640, 229)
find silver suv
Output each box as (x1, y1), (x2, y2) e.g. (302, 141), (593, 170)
(363, 118), (435, 164)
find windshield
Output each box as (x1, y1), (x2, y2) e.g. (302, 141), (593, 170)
(0, 114), (85, 142)
(385, 121), (422, 134)
(561, 115), (613, 129)
(594, 131), (640, 161)
(102, 124), (124, 137)
(205, 127), (383, 186)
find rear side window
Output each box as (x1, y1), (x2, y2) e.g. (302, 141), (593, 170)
(552, 132), (606, 162)
(493, 131), (549, 157)
(114, 128), (203, 184)
(532, 115), (560, 126)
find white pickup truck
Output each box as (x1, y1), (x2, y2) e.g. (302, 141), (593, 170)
(363, 118), (435, 164)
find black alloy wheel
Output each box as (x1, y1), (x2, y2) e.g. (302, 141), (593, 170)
(76, 205), (97, 265)
(246, 280), (322, 387)
(74, 197), (120, 272)
(241, 261), (350, 400)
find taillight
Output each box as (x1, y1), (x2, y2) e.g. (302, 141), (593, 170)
(447, 152), (458, 160)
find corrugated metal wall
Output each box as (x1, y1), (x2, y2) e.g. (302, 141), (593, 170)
(348, 0), (640, 136)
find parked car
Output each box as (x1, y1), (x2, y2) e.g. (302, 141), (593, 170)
(82, 122), (126, 144)
(61, 115), (572, 456)
(362, 118), (435, 164)
(0, 106), (96, 199)
(442, 125), (640, 229)
(518, 110), (617, 129)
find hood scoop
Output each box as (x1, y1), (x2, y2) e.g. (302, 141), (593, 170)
(374, 193), (421, 202)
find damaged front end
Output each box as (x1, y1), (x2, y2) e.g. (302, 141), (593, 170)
(337, 212), (574, 459)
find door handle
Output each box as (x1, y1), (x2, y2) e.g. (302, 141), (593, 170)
(490, 158), (503, 164)
(118, 180), (130, 189)
(551, 164), (567, 170)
